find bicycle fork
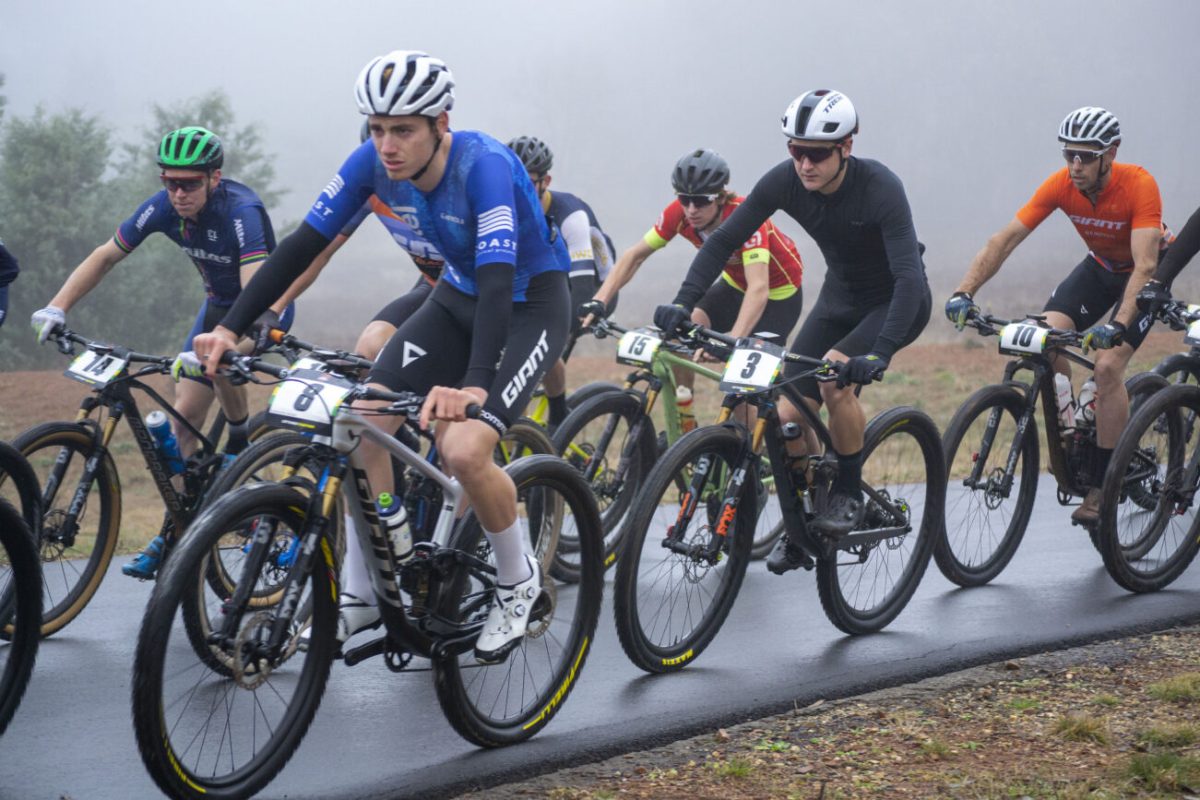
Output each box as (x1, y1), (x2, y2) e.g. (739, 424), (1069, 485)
(48, 409), (121, 549)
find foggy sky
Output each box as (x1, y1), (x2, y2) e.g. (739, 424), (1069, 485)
(3, 0), (1199, 343)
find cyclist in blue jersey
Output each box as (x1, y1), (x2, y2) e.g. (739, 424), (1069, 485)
(0, 237), (18, 328)
(194, 51), (571, 664)
(507, 136), (616, 427)
(30, 127), (310, 579)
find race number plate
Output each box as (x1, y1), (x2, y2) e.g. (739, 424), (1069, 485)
(719, 339), (784, 394)
(997, 323), (1050, 356)
(616, 328), (663, 366)
(267, 368), (354, 436)
(63, 348), (129, 388)
(1184, 319), (1200, 346)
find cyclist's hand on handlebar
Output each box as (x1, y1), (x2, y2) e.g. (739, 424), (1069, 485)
(30, 305), (65, 344)
(577, 299), (608, 330)
(1081, 320), (1125, 354)
(835, 353), (889, 388)
(419, 385), (487, 431)
(944, 291), (978, 331)
(249, 309), (282, 355)
(1136, 279), (1171, 315)
(170, 351), (205, 382)
(192, 326), (240, 377)
(653, 303), (691, 337)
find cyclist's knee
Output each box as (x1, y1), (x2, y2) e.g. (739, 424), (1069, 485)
(439, 421), (499, 480)
(1092, 350), (1129, 390)
(356, 322), (395, 362)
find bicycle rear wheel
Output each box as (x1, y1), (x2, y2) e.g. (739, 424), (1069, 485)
(816, 407), (943, 635)
(433, 455), (603, 746)
(3, 422), (121, 638)
(612, 425), (754, 673)
(938, 385), (1038, 586)
(133, 483), (337, 800)
(0, 498), (42, 738)
(552, 388), (657, 581)
(1097, 383), (1199, 592)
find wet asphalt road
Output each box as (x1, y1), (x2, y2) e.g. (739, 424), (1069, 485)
(2, 477), (1200, 800)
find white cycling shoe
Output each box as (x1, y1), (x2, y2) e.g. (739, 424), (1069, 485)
(298, 592), (380, 651)
(474, 554), (543, 665)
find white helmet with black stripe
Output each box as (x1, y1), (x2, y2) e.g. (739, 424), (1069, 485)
(781, 89), (858, 141)
(355, 51), (455, 117)
(1058, 106), (1121, 148)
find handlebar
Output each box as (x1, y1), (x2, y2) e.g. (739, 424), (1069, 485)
(1152, 299), (1200, 332)
(266, 329), (376, 372)
(50, 328), (173, 370)
(959, 310), (1086, 348)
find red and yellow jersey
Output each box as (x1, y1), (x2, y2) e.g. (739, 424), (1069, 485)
(643, 196), (803, 298)
(1016, 163), (1164, 272)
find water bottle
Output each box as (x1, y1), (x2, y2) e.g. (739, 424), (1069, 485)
(145, 410), (185, 475)
(1053, 373), (1075, 433)
(378, 492), (412, 564)
(1075, 379), (1097, 426)
(676, 385), (697, 434)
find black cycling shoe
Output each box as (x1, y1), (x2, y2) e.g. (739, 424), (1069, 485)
(766, 533), (813, 575)
(810, 492), (865, 538)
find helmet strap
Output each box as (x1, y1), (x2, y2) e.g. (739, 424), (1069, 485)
(410, 127), (444, 183)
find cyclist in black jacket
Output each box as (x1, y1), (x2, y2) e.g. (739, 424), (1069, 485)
(654, 89), (931, 572)
(0, 238), (18, 328)
(1138, 205), (1200, 312)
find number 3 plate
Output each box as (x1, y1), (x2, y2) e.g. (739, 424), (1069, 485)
(64, 349), (129, 387)
(720, 339), (784, 394)
(616, 329), (663, 366)
(267, 368), (354, 436)
(998, 323), (1050, 356)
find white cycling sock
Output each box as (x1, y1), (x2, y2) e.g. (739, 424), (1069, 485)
(485, 519), (532, 586)
(341, 511), (375, 604)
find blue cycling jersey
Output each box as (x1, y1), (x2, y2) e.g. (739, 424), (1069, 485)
(114, 180), (276, 306)
(340, 195), (445, 283)
(305, 131), (568, 300)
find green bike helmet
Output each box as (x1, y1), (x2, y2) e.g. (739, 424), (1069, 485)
(157, 126), (224, 171)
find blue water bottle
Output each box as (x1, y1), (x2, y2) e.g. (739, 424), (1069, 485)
(145, 410), (186, 475)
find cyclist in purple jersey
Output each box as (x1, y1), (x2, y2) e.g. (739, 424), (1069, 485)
(0, 237), (18, 328)
(195, 51), (570, 664)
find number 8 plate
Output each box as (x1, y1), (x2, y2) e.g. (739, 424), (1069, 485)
(267, 368), (354, 436)
(720, 339), (785, 394)
(616, 328), (663, 366)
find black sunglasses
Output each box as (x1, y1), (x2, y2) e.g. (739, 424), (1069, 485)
(786, 141), (838, 164)
(677, 194), (717, 208)
(161, 176), (207, 193)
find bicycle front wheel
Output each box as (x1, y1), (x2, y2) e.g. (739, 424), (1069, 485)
(433, 455), (603, 746)
(816, 407), (944, 634)
(552, 388), (657, 581)
(4, 422), (121, 638)
(1097, 383), (1199, 593)
(938, 385), (1038, 586)
(0, 499), (42, 738)
(748, 454), (785, 559)
(613, 424), (754, 673)
(132, 483), (337, 800)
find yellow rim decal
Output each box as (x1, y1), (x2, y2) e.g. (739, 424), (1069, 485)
(523, 636), (590, 730)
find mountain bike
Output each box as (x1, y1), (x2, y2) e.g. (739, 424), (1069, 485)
(551, 317), (785, 582)
(0, 443), (42, 737)
(613, 324), (943, 673)
(132, 352), (604, 800)
(0, 328), (279, 636)
(1096, 299), (1200, 592)
(940, 311), (1168, 587)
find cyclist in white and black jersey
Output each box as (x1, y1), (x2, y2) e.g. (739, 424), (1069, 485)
(508, 136), (617, 427)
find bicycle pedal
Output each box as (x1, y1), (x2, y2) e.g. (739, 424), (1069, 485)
(342, 636), (386, 666)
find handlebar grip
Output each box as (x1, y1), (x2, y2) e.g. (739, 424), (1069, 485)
(465, 403), (482, 419)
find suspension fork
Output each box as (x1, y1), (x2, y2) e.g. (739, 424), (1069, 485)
(51, 401), (120, 547)
(962, 370), (1037, 497)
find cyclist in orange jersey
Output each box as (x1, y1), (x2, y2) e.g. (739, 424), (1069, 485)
(946, 106), (1171, 527)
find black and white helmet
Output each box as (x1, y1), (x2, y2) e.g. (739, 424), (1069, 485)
(1058, 107), (1121, 148)
(354, 51), (455, 117)
(671, 149), (729, 195)
(781, 89), (858, 141)
(507, 136), (554, 174)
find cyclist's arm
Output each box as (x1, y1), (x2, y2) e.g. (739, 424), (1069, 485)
(673, 176), (777, 309)
(1153, 205), (1200, 287)
(956, 217), (1033, 295)
(871, 173), (929, 359)
(593, 239), (655, 306)
(48, 239), (128, 312)
(727, 262), (769, 339)
(1114, 226), (1164, 326)
(559, 208), (598, 281)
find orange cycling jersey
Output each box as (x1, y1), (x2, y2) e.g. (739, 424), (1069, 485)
(1016, 162), (1164, 272)
(643, 195), (803, 299)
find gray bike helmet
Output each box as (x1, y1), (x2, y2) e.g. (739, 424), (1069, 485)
(507, 136), (554, 174)
(671, 149), (730, 195)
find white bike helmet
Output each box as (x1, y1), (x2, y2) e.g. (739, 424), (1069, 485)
(781, 90), (858, 141)
(1058, 106), (1121, 148)
(355, 51), (455, 117)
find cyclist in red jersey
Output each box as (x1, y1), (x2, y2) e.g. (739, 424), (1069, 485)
(946, 107), (1170, 527)
(585, 149), (803, 410)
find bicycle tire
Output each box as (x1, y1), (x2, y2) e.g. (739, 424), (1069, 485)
(0, 441), (43, 534)
(0, 498), (42, 738)
(552, 388), (657, 582)
(748, 455), (786, 560)
(432, 455), (603, 746)
(132, 483), (337, 799)
(1097, 383), (1200, 592)
(816, 407), (944, 634)
(612, 424), (754, 673)
(567, 380), (621, 410)
(6, 422), (121, 638)
(937, 385), (1038, 587)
